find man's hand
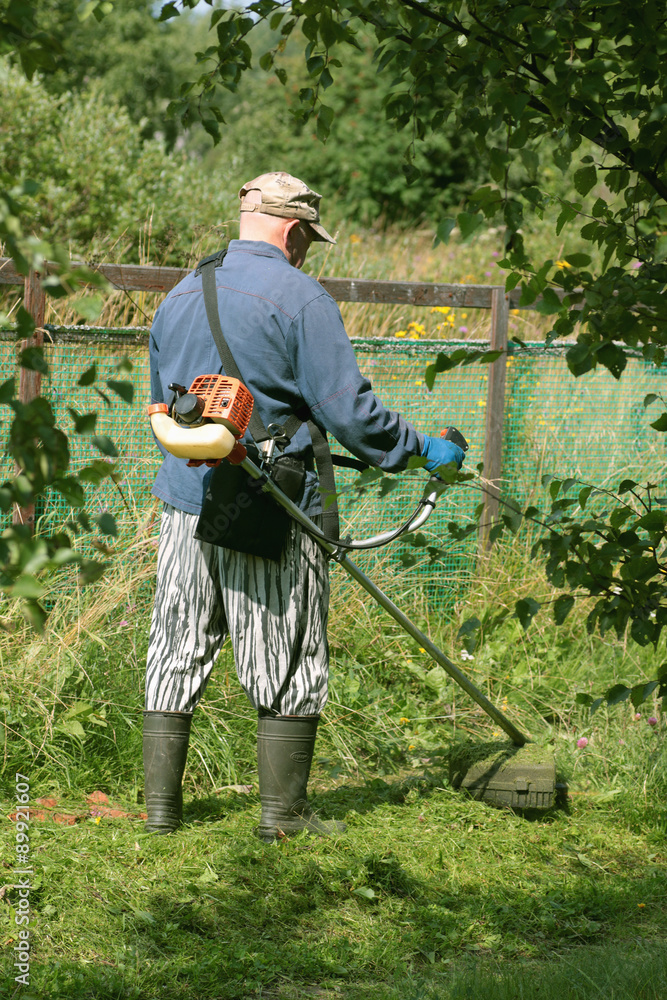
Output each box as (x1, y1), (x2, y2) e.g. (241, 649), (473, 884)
(421, 434), (466, 472)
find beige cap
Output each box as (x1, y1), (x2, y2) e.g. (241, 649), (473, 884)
(239, 171), (336, 244)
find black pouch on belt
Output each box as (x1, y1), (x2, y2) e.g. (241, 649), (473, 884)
(194, 452), (306, 561)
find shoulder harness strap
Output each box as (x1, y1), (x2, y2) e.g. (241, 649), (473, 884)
(196, 252), (340, 539)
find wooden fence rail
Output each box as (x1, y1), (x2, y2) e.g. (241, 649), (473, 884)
(1, 257), (528, 541)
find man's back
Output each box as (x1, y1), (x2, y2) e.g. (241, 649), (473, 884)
(150, 239), (421, 515)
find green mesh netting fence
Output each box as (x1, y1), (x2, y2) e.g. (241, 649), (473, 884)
(3, 328), (667, 607)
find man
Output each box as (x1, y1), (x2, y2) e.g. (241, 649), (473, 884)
(144, 171), (465, 840)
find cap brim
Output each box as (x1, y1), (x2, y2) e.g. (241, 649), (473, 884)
(307, 221), (337, 245)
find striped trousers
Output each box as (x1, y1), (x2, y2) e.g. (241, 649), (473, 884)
(145, 504), (330, 716)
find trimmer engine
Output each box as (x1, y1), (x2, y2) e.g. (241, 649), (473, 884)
(172, 375), (254, 437)
(148, 375), (254, 466)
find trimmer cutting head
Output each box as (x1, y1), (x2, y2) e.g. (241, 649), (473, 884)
(449, 740), (558, 810)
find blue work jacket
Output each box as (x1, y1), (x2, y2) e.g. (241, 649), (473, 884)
(149, 239), (423, 515)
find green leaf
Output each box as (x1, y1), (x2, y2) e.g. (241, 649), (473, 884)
(15, 306), (35, 339)
(554, 594), (575, 625)
(564, 253), (592, 268)
(578, 486), (593, 508)
(501, 496), (523, 533)
(434, 219), (456, 247)
(515, 598), (540, 630)
(566, 342), (595, 377)
(651, 413), (667, 431)
(0, 378), (16, 404)
(457, 212), (484, 242)
(158, 2), (179, 21)
(91, 436), (118, 457)
(353, 887), (376, 900)
(68, 409), (97, 434)
(606, 683), (630, 706)
(457, 616), (481, 655)
(644, 394), (659, 408)
(654, 235), (667, 263)
(58, 718), (86, 739)
(21, 600), (47, 634)
(620, 556), (656, 582)
(573, 165), (597, 197)
(96, 512), (117, 537)
(316, 104), (335, 141)
(78, 559), (108, 585)
(74, 295), (104, 322)
(19, 347), (49, 374)
(105, 380), (134, 405)
(9, 574), (44, 599)
(631, 618), (655, 646)
(78, 365), (97, 387)
(597, 342), (627, 380)
(202, 118), (221, 143)
(637, 510), (667, 532)
(630, 681), (659, 708)
(533, 287), (562, 315)
(53, 477), (85, 507)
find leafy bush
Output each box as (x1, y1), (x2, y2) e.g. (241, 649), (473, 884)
(0, 60), (237, 264)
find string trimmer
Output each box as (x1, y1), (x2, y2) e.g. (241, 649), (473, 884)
(148, 376), (557, 809)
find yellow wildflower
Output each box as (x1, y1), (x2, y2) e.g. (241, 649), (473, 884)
(555, 259), (572, 268)
(394, 330), (407, 338)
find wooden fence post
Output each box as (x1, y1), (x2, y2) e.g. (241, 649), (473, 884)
(12, 269), (47, 530)
(479, 286), (509, 549)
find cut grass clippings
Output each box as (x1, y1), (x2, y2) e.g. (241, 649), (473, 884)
(1, 762), (665, 999)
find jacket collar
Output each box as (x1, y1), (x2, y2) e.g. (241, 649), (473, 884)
(227, 239), (288, 261)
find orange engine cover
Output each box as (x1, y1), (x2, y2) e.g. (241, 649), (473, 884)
(188, 375), (254, 438)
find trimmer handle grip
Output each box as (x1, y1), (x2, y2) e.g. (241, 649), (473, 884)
(227, 441), (247, 465)
(440, 426), (469, 452)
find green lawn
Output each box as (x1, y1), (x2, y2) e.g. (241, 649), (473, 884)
(2, 541), (666, 998)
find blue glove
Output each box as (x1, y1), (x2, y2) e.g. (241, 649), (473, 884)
(421, 434), (466, 472)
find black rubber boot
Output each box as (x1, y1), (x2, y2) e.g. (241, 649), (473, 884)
(256, 714), (346, 842)
(142, 710), (193, 833)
